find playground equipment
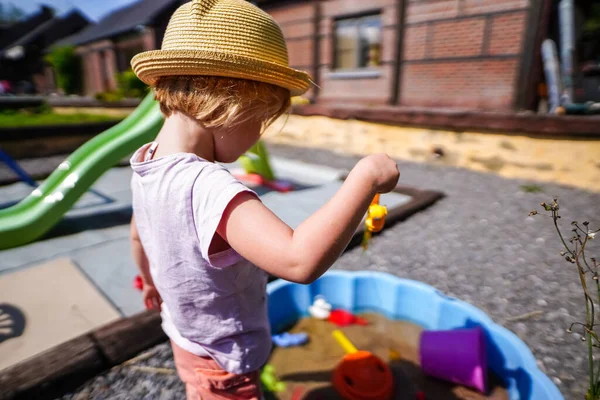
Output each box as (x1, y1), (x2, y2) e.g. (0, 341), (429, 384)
(272, 331), (309, 347)
(328, 310), (368, 327)
(234, 140), (293, 193)
(0, 93), (163, 250)
(331, 329), (394, 400)
(361, 194), (387, 250)
(266, 270), (563, 399)
(420, 327), (488, 393)
(260, 364), (286, 393)
(238, 141), (275, 181)
(308, 295), (332, 319)
(0, 150), (37, 187)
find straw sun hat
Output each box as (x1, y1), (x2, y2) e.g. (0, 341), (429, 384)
(131, 0), (312, 96)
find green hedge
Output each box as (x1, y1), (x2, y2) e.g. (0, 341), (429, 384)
(46, 46), (81, 95)
(116, 70), (147, 98)
(95, 70), (148, 103)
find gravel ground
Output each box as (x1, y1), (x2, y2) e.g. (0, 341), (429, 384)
(61, 144), (600, 399)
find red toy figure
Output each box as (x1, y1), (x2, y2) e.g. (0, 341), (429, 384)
(133, 275), (144, 291)
(329, 309), (369, 327)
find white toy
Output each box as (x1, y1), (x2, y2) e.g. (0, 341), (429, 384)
(308, 295), (332, 319)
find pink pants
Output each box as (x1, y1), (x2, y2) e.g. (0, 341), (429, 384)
(171, 341), (263, 400)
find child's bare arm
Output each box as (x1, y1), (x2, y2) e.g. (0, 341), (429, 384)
(130, 215), (153, 286)
(218, 154), (399, 284)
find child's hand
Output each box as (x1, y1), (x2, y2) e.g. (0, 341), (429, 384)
(143, 284), (162, 311)
(357, 154), (400, 193)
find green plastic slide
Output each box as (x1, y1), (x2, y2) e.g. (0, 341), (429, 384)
(0, 93), (164, 250)
(238, 140), (276, 181)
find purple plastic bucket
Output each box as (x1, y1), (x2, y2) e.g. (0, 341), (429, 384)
(419, 327), (488, 393)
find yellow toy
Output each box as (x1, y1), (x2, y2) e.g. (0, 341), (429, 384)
(361, 194), (387, 250)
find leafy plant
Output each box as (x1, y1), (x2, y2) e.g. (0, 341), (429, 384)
(584, 4), (600, 33)
(116, 70), (147, 98)
(45, 46), (81, 95)
(32, 102), (52, 114)
(530, 200), (599, 399)
(521, 184), (544, 193)
(95, 91), (124, 103)
(0, 111), (122, 127)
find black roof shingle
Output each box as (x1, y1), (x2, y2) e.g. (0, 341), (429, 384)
(4, 10), (90, 53)
(57, 0), (182, 47)
(0, 6), (54, 51)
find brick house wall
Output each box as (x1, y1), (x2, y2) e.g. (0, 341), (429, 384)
(400, 0), (531, 110)
(267, 2), (318, 100)
(265, 0), (402, 105)
(266, 0), (533, 110)
(317, 0), (400, 105)
(71, 0), (539, 111)
(77, 30), (154, 96)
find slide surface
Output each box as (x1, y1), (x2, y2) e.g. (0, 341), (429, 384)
(0, 93), (163, 250)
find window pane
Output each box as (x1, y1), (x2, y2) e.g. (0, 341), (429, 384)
(334, 20), (358, 70)
(359, 16), (382, 68)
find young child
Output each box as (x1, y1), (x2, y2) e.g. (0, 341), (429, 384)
(129, 0), (399, 398)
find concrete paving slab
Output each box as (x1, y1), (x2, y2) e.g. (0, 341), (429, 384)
(69, 236), (143, 317)
(0, 258), (121, 371)
(0, 227), (128, 273)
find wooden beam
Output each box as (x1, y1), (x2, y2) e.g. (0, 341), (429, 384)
(0, 336), (102, 400)
(0, 310), (165, 400)
(391, 0), (406, 105)
(93, 308), (166, 366)
(311, 0), (321, 101)
(292, 103), (600, 137)
(514, 0), (546, 110)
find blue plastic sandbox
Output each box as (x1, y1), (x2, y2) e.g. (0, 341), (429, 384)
(266, 270), (562, 400)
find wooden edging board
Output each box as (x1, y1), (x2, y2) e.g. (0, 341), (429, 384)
(292, 104), (600, 138)
(0, 310), (166, 400)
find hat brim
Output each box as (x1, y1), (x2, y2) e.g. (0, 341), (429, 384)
(131, 49), (312, 97)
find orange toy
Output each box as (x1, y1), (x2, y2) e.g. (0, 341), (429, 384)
(332, 330), (394, 400)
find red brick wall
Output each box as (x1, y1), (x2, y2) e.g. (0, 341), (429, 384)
(487, 12), (527, 55)
(78, 50), (104, 96)
(317, 0), (399, 105)
(267, 2), (317, 98)
(103, 48), (118, 92)
(76, 31), (154, 96)
(402, 59), (518, 109)
(400, 0), (530, 110)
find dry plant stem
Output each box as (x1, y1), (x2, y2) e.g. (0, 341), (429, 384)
(532, 201), (600, 397)
(553, 210), (597, 397)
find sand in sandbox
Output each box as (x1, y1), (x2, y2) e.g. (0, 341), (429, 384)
(267, 313), (509, 400)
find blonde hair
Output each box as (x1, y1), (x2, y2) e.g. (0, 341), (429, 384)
(154, 76), (290, 129)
